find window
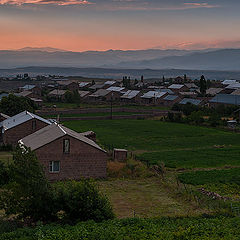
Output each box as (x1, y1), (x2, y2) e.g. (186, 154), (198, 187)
(32, 120), (36, 130)
(49, 161), (60, 173)
(63, 139), (70, 153)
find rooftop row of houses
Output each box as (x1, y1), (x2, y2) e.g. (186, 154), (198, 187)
(8, 77), (240, 108)
(0, 111), (108, 181)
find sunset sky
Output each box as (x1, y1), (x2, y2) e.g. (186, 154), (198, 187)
(0, 0), (240, 51)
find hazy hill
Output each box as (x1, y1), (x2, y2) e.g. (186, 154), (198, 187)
(110, 49), (240, 71)
(0, 49), (191, 68)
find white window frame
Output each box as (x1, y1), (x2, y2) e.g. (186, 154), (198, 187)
(49, 161), (60, 173)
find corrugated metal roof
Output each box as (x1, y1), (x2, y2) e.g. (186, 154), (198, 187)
(19, 123), (105, 152)
(106, 87), (125, 92)
(163, 95), (178, 101)
(206, 88), (223, 95)
(141, 91), (166, 99)
(121, 90), (140, 99)
(78, 90), (90, 97)
(15, 91), (32, 97)
(79, 82), (91, 87)
(89, 89), (110, 97)
(169, 84), (184, 89)
(20, 85), (36, 90)
(0, 111), (51, 132)
(48, 89), (66, 95)
(104, 81), (116, 85)
(210, 94), (240, 105)
(222, 80), (238, 85)
(179, 98), (201, 105)
(225, 83), (240, 89)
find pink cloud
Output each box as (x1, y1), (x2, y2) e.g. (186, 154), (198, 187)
(0, 0), (93, 5)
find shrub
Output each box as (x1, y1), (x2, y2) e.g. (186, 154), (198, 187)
(53, 180), (114, 223)
(0, 162), (9, 186)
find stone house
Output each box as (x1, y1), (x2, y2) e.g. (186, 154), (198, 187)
(19, 123), (108, 180)
(0, 111), (51, 146)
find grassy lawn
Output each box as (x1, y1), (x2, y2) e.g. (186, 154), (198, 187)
(138, 147), (240, 169)
(46, 111), (144, 118)
(63, 120), (240, 151)
(43, 102), (171, 111)
(97, 177), (204, 218)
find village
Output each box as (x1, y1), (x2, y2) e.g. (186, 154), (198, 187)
(1, 74), (240, 238)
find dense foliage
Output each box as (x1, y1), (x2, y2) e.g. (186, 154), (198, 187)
(0, 162), (9, 187)
(0, 147), (114, 223)
(0, 94), (37, 116)
(1, 216), (240, 240)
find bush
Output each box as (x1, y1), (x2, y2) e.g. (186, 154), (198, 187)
(0, 162), (9, 186)
(53, 180), (114, 223)
(0, 147), (114, 224)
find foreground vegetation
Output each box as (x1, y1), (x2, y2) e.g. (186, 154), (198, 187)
(1, 216), (240, 240)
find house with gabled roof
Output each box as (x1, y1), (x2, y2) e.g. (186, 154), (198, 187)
(168, 84), (188, 93)
(0, 111), (51, 146)
(19, 123), (108, 180)
(120, 90), (141, 103)
(162, 95), (181, 107)
(141, 91), (167, 104)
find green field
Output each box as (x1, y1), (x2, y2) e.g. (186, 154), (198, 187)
(63, 119), (240, 152)
(178, 168), (240, 186)
(1, 216), (240, 240)
(46, 111), (144, 118)
(138, 147), (240, 169)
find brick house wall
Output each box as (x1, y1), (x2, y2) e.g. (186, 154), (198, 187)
(3, 119), (49, 146)
(35, 135), (108, 181)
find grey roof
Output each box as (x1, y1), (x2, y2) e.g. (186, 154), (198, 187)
(0, 111), (51, 132)
(179, 98), (201, 105)
(20, 85), (36, 90)
(89, 84), (105, 90)
(48, 89), (66, 96)
(19, 123), (105, 152)
(79, 82), (91, 87)
(210, 94), (240, 105)
(121, 90), (140, 99)
(225, 83), (240, 89)
(169, 84), (185, 89)
(185, 83), (198, 89)
(15, 91), (32, 97)
(158, 89), (174, 94)
(206, 88), (223, 95)
(104, 81), (116, 85)
(78, 90), (90, 97)
(106, 86), (125, 92)
(0, 113), (10, 119)
(141, 91), (167, 99)
(163, 95), (178, 101)
(89, 89), (110, 97)
(222, 80), (238, 85)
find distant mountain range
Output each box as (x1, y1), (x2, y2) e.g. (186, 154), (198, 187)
(0, 47), (240, 71)
(1, 66), (240, 80)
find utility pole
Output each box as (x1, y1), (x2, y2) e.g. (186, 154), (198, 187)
(110, 92), (113, 120)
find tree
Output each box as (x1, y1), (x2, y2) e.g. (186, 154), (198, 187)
(200, 75), (207, 96)
(0, 94), (37, 116)
(0, 147), (55, 222)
